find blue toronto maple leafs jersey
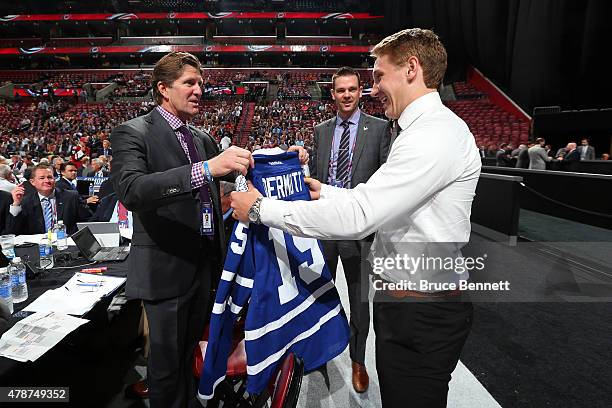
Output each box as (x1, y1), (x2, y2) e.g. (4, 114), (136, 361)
(198, 150), (350, 400)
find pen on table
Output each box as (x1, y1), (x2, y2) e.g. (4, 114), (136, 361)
(81, 267), (107, 274)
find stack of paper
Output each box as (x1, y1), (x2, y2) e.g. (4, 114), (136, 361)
(0, 311), (89, 362)
(23, 273), (126, 316)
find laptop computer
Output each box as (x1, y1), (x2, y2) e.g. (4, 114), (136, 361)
(71, 227), (130, 262)
(77, 222), (120, 247)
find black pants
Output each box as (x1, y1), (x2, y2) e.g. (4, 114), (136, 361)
(143, 269), (212, 408)
(321, 239), (370, 364)
(373, 292), (473, 408)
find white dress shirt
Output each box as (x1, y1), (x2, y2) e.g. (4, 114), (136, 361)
(10, 192), (57, 222)
(260, 92), (481, 286)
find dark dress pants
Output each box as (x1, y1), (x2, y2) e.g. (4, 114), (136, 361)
(373, 291), (473, 408)
(321, 239), (370, 364)
(143, 261), (213, 408)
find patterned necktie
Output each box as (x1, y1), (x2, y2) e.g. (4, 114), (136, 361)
(335, 120), (351, 185)
(177, 125), (214, 235)
(42, 197), (54, 232)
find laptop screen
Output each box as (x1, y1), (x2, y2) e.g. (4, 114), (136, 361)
(71, 227), (102, 259)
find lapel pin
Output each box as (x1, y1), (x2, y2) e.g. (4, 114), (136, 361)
(363, 126), (368, 131)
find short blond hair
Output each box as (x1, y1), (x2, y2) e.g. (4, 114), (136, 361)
(371, 28), (447, 89)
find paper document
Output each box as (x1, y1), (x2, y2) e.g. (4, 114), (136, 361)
(23, 273), (126, 316)
(0, 311), (89, 362)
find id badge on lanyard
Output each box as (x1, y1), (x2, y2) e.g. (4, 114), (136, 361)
(201, 203), (214, 237)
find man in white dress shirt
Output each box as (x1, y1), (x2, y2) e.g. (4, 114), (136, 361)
(231, 28), (481, 407)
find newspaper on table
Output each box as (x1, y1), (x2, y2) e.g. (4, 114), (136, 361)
(23, 273), (126, 316)
(0, 311), (89, 362)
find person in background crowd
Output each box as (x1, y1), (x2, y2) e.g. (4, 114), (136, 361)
(97, 139), (112, 158)
(601, 153), (610, 160)
(0, 164), (17, 193)
(528, 138), (552, 170)
(52, 156), (64, 179)
(6, 164), (92, 235)
(77, 156), (91, 176)
(578, 137), (595, 161)
(515, 143), (532, 169)
(88, 158), (109, 178)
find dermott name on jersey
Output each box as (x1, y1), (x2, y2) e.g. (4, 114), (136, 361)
(261, 171), (304, 199)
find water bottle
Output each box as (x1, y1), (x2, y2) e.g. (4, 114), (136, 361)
(39, 240), (54, 270)
(55, 220), (68, 250)
(0, 267), (13, 314)
(10, 257), (27, 303)
(88, 181), (95, 197)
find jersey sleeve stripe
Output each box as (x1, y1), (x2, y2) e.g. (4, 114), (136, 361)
(246, 303), (342, 375)
(244, 280), (335, 341)
(235, 275), (254, 288)
(221, 270), (235, 281)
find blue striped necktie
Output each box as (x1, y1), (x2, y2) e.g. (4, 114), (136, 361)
(42, 197), (54, 232)
(335, 120), (351, 185)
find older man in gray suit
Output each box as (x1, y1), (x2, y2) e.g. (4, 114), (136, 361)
(528, 137), (553, 170)
(311, 66), (390, 393)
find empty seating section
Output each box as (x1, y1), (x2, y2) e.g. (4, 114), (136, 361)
(445, 99), (530, 147)
(453, 81), (486, 99)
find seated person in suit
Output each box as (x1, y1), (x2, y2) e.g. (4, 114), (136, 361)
(6, 164), (93, 235)
(96, 139), (112, 158)
(56, 162), (78, 192)
(88, 158), (109, 178)
(57, 162), (99, 205)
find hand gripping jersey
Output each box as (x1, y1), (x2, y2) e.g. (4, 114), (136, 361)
(198, 149), (349, 400)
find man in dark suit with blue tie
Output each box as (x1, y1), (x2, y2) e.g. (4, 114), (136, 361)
(111, 52), (253, 408)
(311, 66), (390, 393)
(96, 139), (112, 158)
(6, 164), (92, 235)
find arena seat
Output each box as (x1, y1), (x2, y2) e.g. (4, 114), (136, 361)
(193, 320), (304, 408)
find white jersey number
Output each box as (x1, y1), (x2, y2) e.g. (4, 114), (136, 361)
(269, 228), (324, 305)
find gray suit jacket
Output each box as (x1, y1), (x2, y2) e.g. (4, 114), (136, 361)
(528, 145), (552, 170)
(579, 145), (595, 160)
(311, 112), (390, 187)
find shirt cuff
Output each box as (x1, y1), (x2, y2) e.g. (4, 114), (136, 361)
(260, 198), (290, 230)
(190, 162), (206, 190)
(9, 204), (22, 217)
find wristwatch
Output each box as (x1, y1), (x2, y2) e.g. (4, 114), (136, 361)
(247, 197), (263, 224)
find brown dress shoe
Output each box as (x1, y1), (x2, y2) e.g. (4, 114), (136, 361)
(125, 379), (148, 399)
(352, 362), (369, 393)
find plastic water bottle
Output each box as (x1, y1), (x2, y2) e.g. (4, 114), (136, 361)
(88, 182), (95, 197)
(0, 267), (13, 314)
(39, 240), (54, 270)
(55, 220), (68, 250)
(10, 257), (27, 303)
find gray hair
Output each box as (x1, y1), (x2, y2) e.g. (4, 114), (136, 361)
(0, 164), (13, 179)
